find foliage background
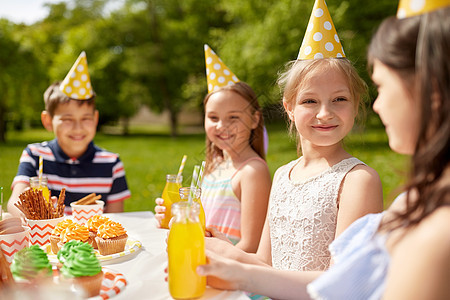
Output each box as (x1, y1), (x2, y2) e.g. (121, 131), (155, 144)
(0, 0), (406, 211)
(0, 0), (397, 139)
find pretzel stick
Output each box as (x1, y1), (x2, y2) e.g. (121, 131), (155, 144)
(57, 189), (66, 217)
(16, 188), (65, 220)
(73, 193), (96, 205)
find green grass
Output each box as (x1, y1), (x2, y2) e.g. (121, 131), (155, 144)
(0, 121), (408, 212)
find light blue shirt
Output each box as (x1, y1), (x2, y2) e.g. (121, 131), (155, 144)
(307, 212), (389, 299)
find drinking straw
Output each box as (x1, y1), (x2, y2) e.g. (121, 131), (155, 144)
(177, 155), (187, 183)
(39, 155), (43, 186)
(188, 165), (200, 205)
(196, 161), (206, 188)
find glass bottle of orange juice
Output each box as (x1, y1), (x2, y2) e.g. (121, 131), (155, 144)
(179, 187), (205, 232)
(168, 201), (206, 299)
(160, 175), (182, 229)
(30, 176), (50, 203)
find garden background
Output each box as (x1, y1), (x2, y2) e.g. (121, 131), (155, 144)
(0, 0), (408, 212)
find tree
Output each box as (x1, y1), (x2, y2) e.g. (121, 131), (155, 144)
(0, 20), (46, 142)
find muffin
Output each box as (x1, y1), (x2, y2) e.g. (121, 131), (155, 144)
(10, 245), (52, 281)
(95, 220), (128, 255)
(86, 215), (110, 249)
(59, 241), (103, 297)
(50, 219), (74, 254)
(58, 223), (90, 250)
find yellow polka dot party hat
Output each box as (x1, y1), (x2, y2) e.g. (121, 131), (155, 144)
(59, 51), (94, 100)
(204, 44), (240, 93)
(397, 0), (450, 18)
(297, 0), (345, 60)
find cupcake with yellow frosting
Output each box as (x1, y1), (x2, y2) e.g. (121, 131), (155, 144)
(10, 245), (52, 281)
(59, 241), (103, 297)
(86, 215), (110, 249)
(50, 219), (74, 254)
(95, 220), (128, 255)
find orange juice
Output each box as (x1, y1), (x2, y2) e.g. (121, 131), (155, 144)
(168, 202), (206, 299)
(29, 176), (50, 203)
(161, 175), (182, 229)
(179, 187), (205, 232)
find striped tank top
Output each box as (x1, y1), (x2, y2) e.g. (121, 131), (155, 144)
(201, 157), (265, 245)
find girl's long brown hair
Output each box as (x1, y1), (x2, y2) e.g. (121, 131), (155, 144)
(203, 82), (265, 174)
(368, 7), (450, 229)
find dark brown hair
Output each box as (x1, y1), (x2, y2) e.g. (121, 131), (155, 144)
(368, 7), (450, 229)
(43, 82), (96, 116)
(203, 82), (265, 174)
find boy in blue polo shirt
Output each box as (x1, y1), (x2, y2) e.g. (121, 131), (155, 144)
(7, 51), (130, 217)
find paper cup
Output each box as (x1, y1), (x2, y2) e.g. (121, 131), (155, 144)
(0, 226), (30, 264)
(71, 200), (104, 224)
(27, 216), (65, 246)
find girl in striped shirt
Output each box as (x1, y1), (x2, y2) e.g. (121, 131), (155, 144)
(156, 82), (271, 253)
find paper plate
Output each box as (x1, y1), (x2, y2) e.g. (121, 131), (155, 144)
(44, 237), (142, 265)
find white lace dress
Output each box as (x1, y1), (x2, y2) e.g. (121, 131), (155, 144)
(269, 157), (364, 271)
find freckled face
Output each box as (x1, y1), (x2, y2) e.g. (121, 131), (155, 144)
(372, 59), (419, 155)
(204, 90), (259, 154)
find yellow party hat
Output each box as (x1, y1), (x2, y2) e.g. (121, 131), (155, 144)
(297, 0), (345, 60)
(59, 51), (94, 100)
(204, 44), (240, 93)
(397, 0), (450, 18)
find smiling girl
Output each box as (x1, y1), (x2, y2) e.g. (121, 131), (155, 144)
(262, 58), (383, 271)
(155, 79), (272, 253)
(200, 82), (272, 251)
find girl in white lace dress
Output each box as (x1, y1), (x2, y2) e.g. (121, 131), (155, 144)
(206, 58), (383, 276)
(198, 4), (450, 299)
(205, 2), (383, 281)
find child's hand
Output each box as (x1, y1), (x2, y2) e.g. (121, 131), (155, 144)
(205, 226), (233, 244)
(154, 198), (166, 228)
(196, 249), (242, 291)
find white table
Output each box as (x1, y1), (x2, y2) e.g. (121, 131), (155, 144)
(102, 212), (249, 300)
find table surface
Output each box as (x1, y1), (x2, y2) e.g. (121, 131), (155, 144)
(101, 211), (249, 300)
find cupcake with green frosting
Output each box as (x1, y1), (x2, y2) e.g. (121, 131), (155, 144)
(60, 241), (103, 297)
(10, 245), (52, 281)
(57, 240), (94, 264)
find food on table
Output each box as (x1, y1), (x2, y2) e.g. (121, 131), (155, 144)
(50, 219), (74, 254)
(95, 220), (128, 255)
(86, 215), (110, 249)
(57, 240), (95, 264)
(59, 241), (103, 297)
(10, 245), (52, 280)
(0, 250), (15, 288)
(72, 193), (102, 205)
(0, 217), (24, 235)
(14, 188), (65, 220)
(58, 223), (90, 250)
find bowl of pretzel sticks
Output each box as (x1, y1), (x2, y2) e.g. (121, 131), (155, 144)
(14, 188), (66, 247)
(70, 193), (104, 224)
